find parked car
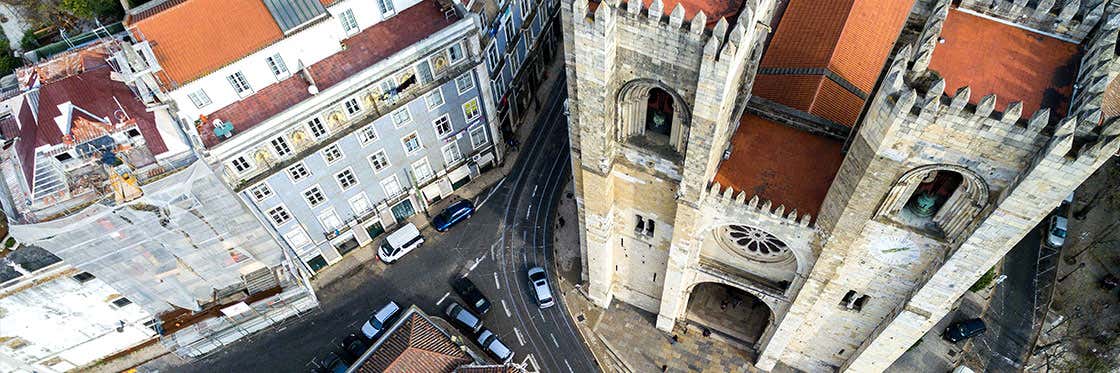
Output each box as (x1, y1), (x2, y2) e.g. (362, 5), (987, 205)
(942, 318), (986, 343)
(1046, 215), (1068, 248)
(527, 266), (555, 309)
(452, 276), (491, 315)
(433, 200), (475, 232)
(339, 333), (368, 363)
(360, 301), (401, 340)
(312, 351), (350, 373)
(445, 302), (483, 332)
(379, 223), (424, 263)
(476, 329), (513, 363)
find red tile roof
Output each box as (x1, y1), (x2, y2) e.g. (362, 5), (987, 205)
(130, 0), (284, 85)
(640, 0), (741, 26)
(357, 313), (473, 373)
(713, 114), (845, 217)
(13, 61), (168, 191)
(754, 0), (913, 126)
(200, 0), (457, 148)
(928, 8), (1081, 117)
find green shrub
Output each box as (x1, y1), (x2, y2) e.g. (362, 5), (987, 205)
(0, 39), (22, 77)
(20, 29), (39, 50)
(4, 237), (16, 248)
(970, 266), (997, 292)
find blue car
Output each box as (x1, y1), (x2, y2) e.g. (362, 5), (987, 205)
(433, 200), (475, 232)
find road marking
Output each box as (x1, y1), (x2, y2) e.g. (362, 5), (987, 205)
(564, 359), (574, 373)
(502, 299), (512, 317)
(494, 272), (500, 289)
(550, 333), (560, 348)
(514, 327), (525, 346)
(476, 177), (506, 209)
(526, 203), (532, 219)
(436, 292), (450, 306)
(467, 255), (484, 273)
(532, 184), (538, 197)
(537, 308), (545, 321)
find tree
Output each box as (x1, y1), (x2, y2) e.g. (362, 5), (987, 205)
(1033, 301), (1120, 372)
(58, 0), (122, 19)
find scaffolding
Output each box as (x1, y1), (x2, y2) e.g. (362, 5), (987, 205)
(8, 161), (286, 315)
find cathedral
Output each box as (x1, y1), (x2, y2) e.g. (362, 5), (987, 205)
(561, 0), (1120, 370)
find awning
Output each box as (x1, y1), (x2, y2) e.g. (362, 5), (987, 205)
(448, 165), (471, 183)
(475, 151), (495, 166)
(421, 182), (443, 202)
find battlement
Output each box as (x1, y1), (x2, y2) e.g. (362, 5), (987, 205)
(572, 0), (766, 62)
(957, 0), (1114, 42)
(703, 182), (814, 228)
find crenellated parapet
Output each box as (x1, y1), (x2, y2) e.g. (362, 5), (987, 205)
(957, 0), (1118, 41)
(702, 182), (814, 228)
(1068, 13), (1120, 132)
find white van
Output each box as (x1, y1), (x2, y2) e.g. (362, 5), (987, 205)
(378, 223), (423, 263)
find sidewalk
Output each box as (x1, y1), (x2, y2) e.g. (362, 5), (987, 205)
(551, 178), (761, 373)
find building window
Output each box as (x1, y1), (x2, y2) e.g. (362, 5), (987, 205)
(469, 123), (488, 149)
(72, 272), (95, 283)
(304, 185), (327, 207)
(287, 162), (311, 182)
(267, 205), (293, 225)
(634, 215), (655, 237)
(110, 297), (133, 308)
(375, 0), (395, 16)
(307, 117), (328, 138)
(417, 60), (434, 84)
(227, 71), (252, 97)
(401, 132), (422, 154)
(448, 42), (465, 64)
(345, 98), (362, 116)
(509, 50), (521, 73)
(381, 175), (403, 197)
(266, 53), (289, 78)
(455, 73), (474, 94)
(412, 158), (434, 183)
(321, 143), (344, 165)
(357, 124), (379, 146)
(425, 90), (444, 111)
(369, 150), (391, 171)
(432, 114), (453, 137)
(491, 75), (505, 102)
(284, 228), (312, 248)
(340, 9), (358, 34)
(335, 168), (358, 190)
(249, 182), (274, 202)
(519, 0), (531, 20)
(349, 193), (372, 215)
(463, 98), (482, 122)
(391, 107), (411, 127)
(485, 43), (499, 72)
(503, 15), (515, 45)
(188, 89), (211, 108)
(231, 156), (253, 174)
(840, 290), (870, 312)
(270, 136), (292, 157)
(442, 142), (462, 165)
(319, 209), (343, 231)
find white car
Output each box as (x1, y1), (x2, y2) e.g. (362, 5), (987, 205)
(527, 267), (554, 309)
(360, 301), (400, 340)
(378, 223), (423, 263)
(1046, 215), (1068, 248)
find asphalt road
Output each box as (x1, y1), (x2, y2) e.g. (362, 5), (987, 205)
(167, 78), (597, 372)
(970, 221), (1044, 372)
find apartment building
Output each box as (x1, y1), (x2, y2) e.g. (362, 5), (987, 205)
(124, 0), (499, 273)
(471, 0), (562, 134)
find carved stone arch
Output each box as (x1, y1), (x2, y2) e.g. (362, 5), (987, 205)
(877, 164), (990, 241)
(615, 79), (692, 153)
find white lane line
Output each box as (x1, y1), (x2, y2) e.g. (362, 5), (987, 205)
(532, 184), (538, 197)
(537, 308), (545, 321)
(550, 333), (560, 348)
(525, 203), (532, 220)
(467, 255), (484, 273)
(436, 292), (450, 306)
(514, 327), (526, 346)
(502, 299), (512, 317)
(476, 177), (506, 209)
(494, 272), (500, 289)
(564, 359), (574, 373)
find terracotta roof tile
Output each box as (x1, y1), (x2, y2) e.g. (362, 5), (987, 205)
(929, 8), (1080, 117)
(752, 74), (864, 126)
(713, 114), (844, 217)
(809, 78), (863, 126)
(357, 313), (473, 373)
(827, 0), (915, 92)
(200, 1), (457, 148)
(131, 0), (284, 85)
(640, 0), (740, 26)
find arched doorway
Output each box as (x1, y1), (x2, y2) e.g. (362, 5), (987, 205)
(616, 80), (689, 153)
(878, 165), (988, 240)
(684, 282), (772, 347)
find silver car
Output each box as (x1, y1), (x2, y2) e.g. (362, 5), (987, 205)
(361, 301), (401, 340)
(476, 329), (513, 363)
(527, 267), (554, 309)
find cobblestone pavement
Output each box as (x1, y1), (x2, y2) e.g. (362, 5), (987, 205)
(551, 178), (762, 373)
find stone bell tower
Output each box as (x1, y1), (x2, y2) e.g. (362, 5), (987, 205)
(561, 0), (776, 310)
(764, 1), (1120, 370)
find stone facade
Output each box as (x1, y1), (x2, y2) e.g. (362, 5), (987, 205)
(564, 0), (1120, 371)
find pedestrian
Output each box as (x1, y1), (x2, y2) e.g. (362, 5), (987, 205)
(671, 335), (679, 344)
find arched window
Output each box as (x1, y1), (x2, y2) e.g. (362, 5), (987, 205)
(616, 80), (689, 153)
(878, 165), (988, 241)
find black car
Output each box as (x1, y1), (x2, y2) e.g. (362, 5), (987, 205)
(312, 351), (350, 373)
(339, 333), (368, 363)
(452, 276), (492, 315)
(942, 318), (986, 343)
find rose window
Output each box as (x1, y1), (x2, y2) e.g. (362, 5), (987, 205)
(718, 225), (792, 263)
